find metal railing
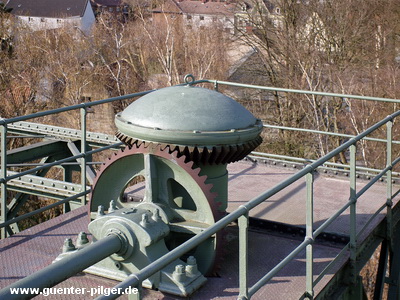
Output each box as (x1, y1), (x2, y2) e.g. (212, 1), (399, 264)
(2, 76), (400, 299)
(0, 89), (156, 237)
(93, 111), (400, 300)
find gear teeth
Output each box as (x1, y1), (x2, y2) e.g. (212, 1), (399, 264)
(115, 132), (262, 164)
(91, 141), (228, 276)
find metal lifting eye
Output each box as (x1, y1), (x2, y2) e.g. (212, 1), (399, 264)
(184, 74), (195, 85)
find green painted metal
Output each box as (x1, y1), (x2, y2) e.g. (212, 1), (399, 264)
(263, 123), (400, 145)
(5, 170), (84, 198)
(0, 123), (7, 238)
(193, 79), (400, 104)
(0, 90), (155, 126)
(76, 205), (206, 296)
(96, 109), (400, 300)
(8, 121), (121, 148)
(89, 147), (219, 276)
(349, 144), (357, 285)
(238, 213), (249, 300)
(3, 77), (400, 299)
(0, 233), (122, 299)
(115, 85), (262, 147)
(0, 190), (89, 230)
(197, 163), (228, 212)
(81, 107), (87, 206)
(306, 173), (314, 300)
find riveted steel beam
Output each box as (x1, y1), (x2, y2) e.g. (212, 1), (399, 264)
(8, 121), (120, 148)
(5, 170), (85, 199)
(7, 140), (70, 164)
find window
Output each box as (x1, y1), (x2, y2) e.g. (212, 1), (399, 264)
(116, 7), (120, 12)
(109, 7), (113, 12)
(57, 19), (62, 23)
(80, 96), (92, 102)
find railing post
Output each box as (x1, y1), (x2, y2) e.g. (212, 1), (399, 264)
(349, 144), (357, 284)
(214, 81), (219, 92)
(305, 172), (314, 299)
(80, 107), (87, 206)
(0, 123), (7, 238)
(238, 213), (249, 300)
(386, 119), (393, 247)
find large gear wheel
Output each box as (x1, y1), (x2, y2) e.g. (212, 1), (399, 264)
(89, 142), (223, 275)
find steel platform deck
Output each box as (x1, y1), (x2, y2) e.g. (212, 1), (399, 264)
(0, 160), (394, 299)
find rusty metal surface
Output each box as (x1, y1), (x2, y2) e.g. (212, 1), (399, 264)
(0, 160), (392, 299)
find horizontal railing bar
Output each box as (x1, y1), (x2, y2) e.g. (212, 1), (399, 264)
(248, 238), (312, 297)
(263, 124), (400, 145)
(0, 190), (90, 229)
(2, 154), (86, 182)
(0, 142), (123, 183)
(251, 151), (400, 177)
(8, 121), (120, 146)
(196, 79), (400, 104)
(0, 90), (155, 125)
(355, 157), (400, 199)
(4, 79), (400, 299)
(7, 135), (48, 139)
(97, 110), (400, 299)
(95, 205), (252, 300)
(392, 187), (400, 199)
(7, 162), (103, 167)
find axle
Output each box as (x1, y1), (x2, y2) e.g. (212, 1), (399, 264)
(0, 234), (122, 299)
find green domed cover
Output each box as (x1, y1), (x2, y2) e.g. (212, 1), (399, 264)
(115, 86), (263, 147)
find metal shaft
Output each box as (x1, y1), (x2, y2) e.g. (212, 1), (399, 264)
(0, 234), (122, 299)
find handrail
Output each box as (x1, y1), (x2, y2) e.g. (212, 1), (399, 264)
(195, 79), (400, 104)
(263, 124), (400, 145)
(95, 110), (400, 299)
(2, 77), (400, 298)
(0, 90), (155, 125)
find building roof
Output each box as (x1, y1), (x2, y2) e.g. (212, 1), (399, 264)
(154, 0), (237, 16)
(90, 0), (124, 7)
(178, 1), (236, 16)
(5, 0), (90, 18)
